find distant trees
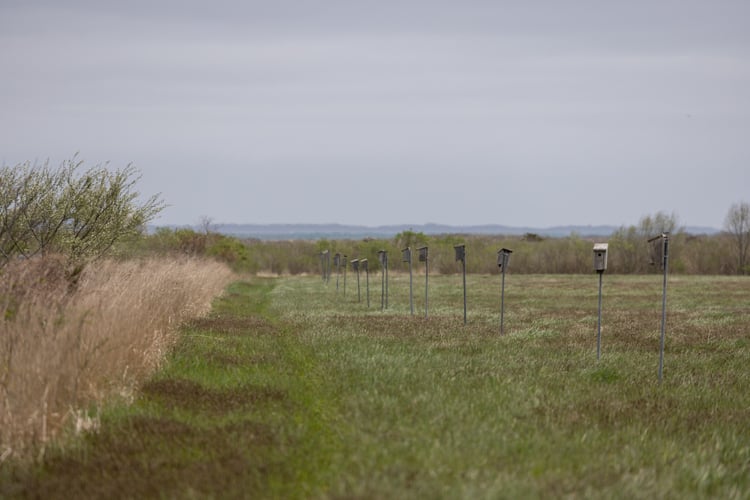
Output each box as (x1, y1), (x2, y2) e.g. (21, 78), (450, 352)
(724, 201), (750, 275)
(609, 211), (683, 273)
(394, 230), (428, 252)
(134, 221), (745, 277)
(0, 157), (164, 275)
(118, 207), (750, 277)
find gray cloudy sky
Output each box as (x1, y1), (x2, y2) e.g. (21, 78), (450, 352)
(2, 1), (748, 228)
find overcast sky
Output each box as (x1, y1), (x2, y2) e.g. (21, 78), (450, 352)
(2, 1), (748, 228)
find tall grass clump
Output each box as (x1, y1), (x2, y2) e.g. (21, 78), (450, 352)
(0, 256), (234, 461)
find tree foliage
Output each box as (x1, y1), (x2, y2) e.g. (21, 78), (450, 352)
(609, 211), (684, 273)
(130, 208), (746, 277)
(724, 201), (750, 274)
(0, 157), (164, 272)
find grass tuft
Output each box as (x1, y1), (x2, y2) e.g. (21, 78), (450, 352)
(0, 256), (234, 460)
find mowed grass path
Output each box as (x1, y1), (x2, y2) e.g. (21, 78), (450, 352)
(3, 274), (750, 498)
(1, 280), (339, 498)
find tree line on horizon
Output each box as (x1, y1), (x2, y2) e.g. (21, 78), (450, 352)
(136, 207), (749, 276)
(2, 157), (747, 277)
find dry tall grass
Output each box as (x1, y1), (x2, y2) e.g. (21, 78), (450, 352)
(0, 256), (234, 461)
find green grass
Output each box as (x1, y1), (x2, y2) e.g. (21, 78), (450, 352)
(3, 274), (749, 498)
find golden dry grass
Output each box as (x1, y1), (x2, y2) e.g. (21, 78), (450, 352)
(0, 256), (234, 461)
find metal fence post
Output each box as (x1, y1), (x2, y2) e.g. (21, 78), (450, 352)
(455, 245), (467, 325)
(497, 248), (513, 335)
(658, 234), (669, 383)
(418, 246), (428, 318)
(403, 248), (414, 316)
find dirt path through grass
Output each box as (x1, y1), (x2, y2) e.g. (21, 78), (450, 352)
(1, 280), (338, 498)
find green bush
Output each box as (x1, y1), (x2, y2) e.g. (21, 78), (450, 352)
(0, 156), (163, 275)
(207, 235), (256, 273)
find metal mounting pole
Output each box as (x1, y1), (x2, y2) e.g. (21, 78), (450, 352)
(497, 248), (512, 335)
(425, 258), (429, 319)
(379, 251), (387, 311)
(356, 266), (360, 302)
(418, 247), (429, 318)
(597, 270), (603, 360)
(462, 257), (467, 325)
(500, 267), (506, 335)
(658, 234), (669, 383)
(381, 262), (385, 311)
(409, 253), (414, 315)
(409, 259), (414, 315)
(385, 257), (389, 309)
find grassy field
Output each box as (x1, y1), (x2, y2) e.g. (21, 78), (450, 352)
(3, 273), (749, 498)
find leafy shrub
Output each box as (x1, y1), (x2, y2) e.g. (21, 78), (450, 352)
(0, 156), (163, 278)
(207, 235), (256, 273)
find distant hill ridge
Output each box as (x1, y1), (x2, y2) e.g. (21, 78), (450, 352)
(167, 223), (721, 240)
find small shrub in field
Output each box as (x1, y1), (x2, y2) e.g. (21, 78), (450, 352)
(207, 235), (257, 273)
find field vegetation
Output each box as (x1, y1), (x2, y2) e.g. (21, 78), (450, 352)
(3, 273), (748, 497)
(1, 159), (234, 461)
(0, 256), (234, 462)
(137, 210), (748, 277)
(1, 158), (748, 496)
